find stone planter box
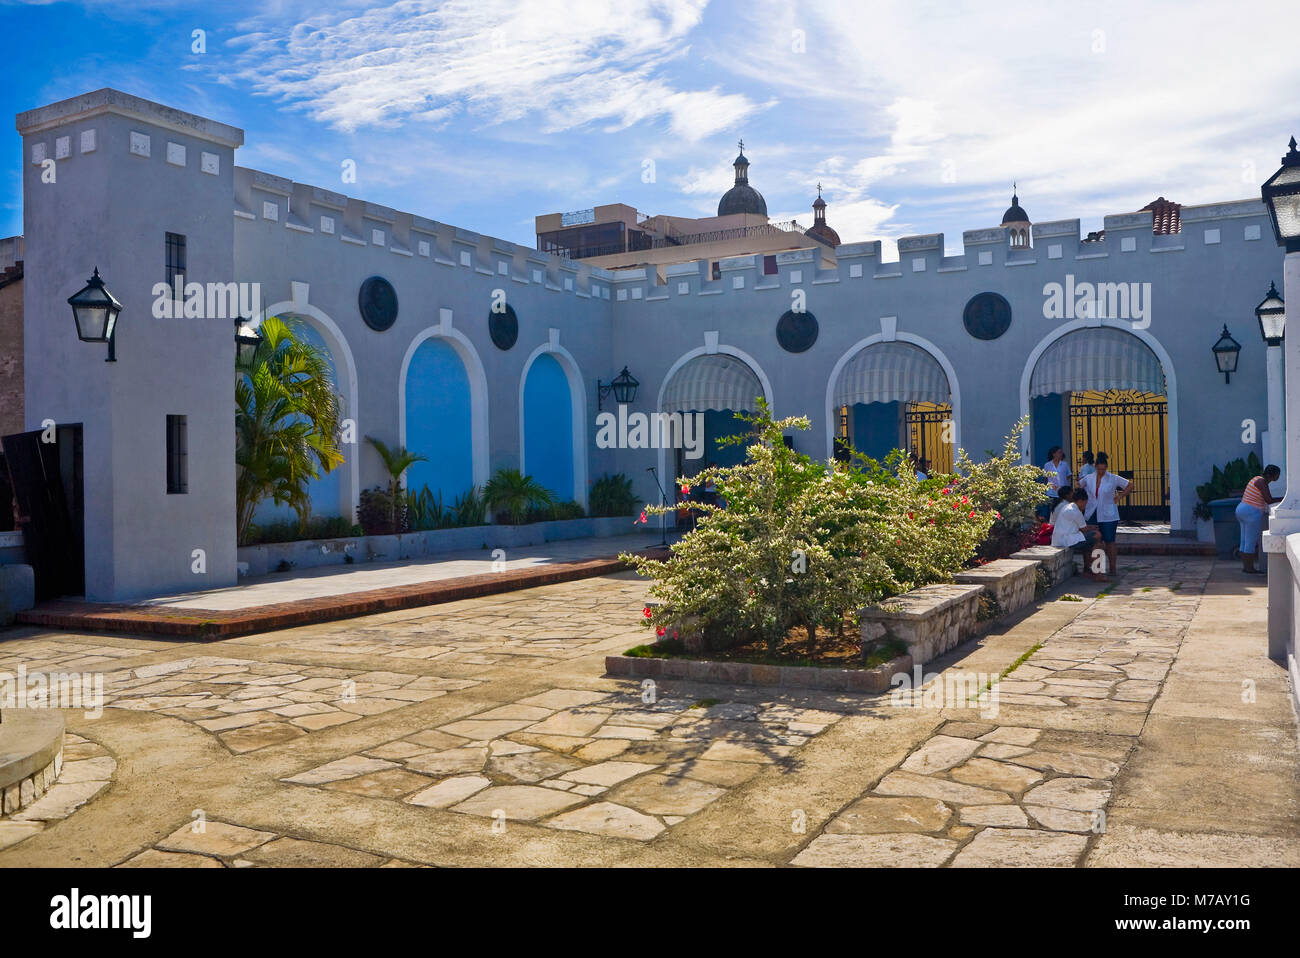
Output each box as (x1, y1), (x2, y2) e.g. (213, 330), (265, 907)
(0, 531), (25, 567)
(859, 583), (984, 665)
(0, 564), (35, 626)
(1011, 545), (1075, 588)
(237, 515), (636, 576)
(0, 710), (64, 818)
(953, 558), (1040, 619)
(605, 652), (912, 693)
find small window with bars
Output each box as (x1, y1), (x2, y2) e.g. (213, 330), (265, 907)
(165, 232), (187, 290)
(166, 415), (188, 494)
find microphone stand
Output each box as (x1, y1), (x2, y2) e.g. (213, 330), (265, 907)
(646, 466), (669, 548)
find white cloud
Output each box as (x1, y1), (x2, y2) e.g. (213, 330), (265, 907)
(227, 0), (764, 140)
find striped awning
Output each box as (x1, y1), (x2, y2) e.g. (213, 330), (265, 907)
(1030, 327), (1165, 398)
(661, 354), (764, 413)
(833, 342), (950, 407)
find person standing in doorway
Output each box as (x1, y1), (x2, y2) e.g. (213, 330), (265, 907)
(1038, 446), (1071, 520)
(1236, 465), (1282, 574)
(1078, 450), (1095, 481)
(1080, 452), (1131, 576)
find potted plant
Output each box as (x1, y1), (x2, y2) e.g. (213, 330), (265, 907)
(1194, 452), (1261, 554)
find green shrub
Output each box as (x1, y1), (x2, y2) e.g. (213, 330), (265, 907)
(358, 486), (402, 535)
(484, 468), (555, 525)
(452, 486), (486, 527)
(245, 515), (362, 544)
(407, 485), (454, 531)
(624, 400), (997, 652)
(1193, 451), (1263, 519)
(952, 417), (1046, 560)
(589, 473), (638, 517)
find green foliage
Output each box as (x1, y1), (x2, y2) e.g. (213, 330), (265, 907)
(367, 436), (427, 533)
(452, 486), (487, 527)
(952, 417), (1046, 559)
(623, 400), (1000, 652)
(483, 468), (556, 525)
(1194, 451), (1263, 518)
(535, 500), (586, 522)
(358, 486), (402, 535)
(235, 316), (344, 546)
(406, 485), (452, 531)
(245, 515), (362, 545)
(588, 473), (638, 517)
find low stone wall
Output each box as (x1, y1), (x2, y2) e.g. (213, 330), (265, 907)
(860, 583), (984, 665)
(238, 516), (636, 577)
(954, 558), (1040, 618)
(0, 710), (64, 818)
(0, 563), (35, 626)
(1011, 545), (1075, 588)
(605, 652), (912, 693)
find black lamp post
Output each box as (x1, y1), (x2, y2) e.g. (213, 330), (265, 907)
(234, 316), (263, 366)
(597, 366), (639, 411)
(1261, 137), (1300, 253)
(67, 267), (122, 362)
(1256, 281), (1286, 346)
(1212, 325), (1241, 383)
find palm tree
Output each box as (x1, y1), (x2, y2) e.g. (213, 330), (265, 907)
(235, 316), (344, 545)
(366, 436), (427, 533)
(483, 467), (555, 525)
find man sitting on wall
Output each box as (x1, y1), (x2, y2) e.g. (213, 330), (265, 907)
(1051, 488), (1108, 581)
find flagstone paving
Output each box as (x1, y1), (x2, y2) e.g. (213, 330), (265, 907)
(0, 559), (1296, 867)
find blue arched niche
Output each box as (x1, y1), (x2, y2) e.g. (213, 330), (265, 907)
(522, 353), (574, 500)
(404, 337), (474, 500)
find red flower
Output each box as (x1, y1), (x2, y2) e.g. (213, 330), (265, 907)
(638, 510), (647, 524)
(995, 511), (1002, 519)
(656, 626), (666, 636)
(908, 512), (914, 519)
(680, 484), (690, 495)
(961, 496), (968, 504)
(642, 607), (653, 619)
(969, 510), (976, 518)
(941, 488), (950, 495)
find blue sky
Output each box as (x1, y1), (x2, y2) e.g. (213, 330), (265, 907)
(3, 0), (1300, 255)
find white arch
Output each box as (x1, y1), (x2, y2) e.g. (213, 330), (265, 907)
(1018, 319), (1181, 528)
(518, 341), (589, 506)
(258, 299), (360, 522)
(823, 333), (963, 462)
(398, 323), (491, 493)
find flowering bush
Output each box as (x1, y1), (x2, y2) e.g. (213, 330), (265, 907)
(623, 401), (996, 652)
(951, 417), (1048, 560)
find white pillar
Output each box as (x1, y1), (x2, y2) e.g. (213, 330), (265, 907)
(1266, 342), (1286, 475)
(1265, 249), (1300, 662)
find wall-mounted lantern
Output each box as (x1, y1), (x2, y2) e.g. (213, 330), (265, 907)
(1255, 281), (1286, 346)
(597, 366), (639, 411)
(1261, 136), (1300, 252)
(67, 267), (122, 362)
(1212, 324), (1241, 383)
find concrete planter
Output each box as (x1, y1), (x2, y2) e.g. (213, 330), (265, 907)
(953, 558), (1040, 619)
(1011, 545), (1075, 588)
(605, 652), (913, 693)
(0, 531), (25, 567)
(1195, 517), (1216, 544)
(860, 583), (985, 665)
(237, 516), (637, 576)
(0, 710), (64, 818)
(0, 564), (36, 626)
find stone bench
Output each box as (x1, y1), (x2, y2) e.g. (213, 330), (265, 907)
(1010, 545), (1076, 588)
(0, 710), (65, 818)
(860, 583), (984, 666)
(953, 558), (1041, 618)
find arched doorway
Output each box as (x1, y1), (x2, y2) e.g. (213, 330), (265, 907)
(521, 352), (576, 503)
(830, 341), (954, 472)
(249, 314), (352, 526)
(403, 338), (475, 502)
(660, 352), (766, 479)
(1025, 325), (1171, 521)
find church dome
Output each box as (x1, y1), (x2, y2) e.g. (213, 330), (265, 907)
(717, 141), (768, 217)
(1001, 190), (1029, 224)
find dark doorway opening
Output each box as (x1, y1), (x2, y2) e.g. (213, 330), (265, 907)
(1, 424), (85, 599)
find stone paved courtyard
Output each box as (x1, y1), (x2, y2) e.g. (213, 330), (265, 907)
(0, 557), (1296, 867)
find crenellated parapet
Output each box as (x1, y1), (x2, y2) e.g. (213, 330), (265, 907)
(231, 166), (616, 303)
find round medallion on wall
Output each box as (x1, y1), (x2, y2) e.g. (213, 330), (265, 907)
(358, 276), (398, 332)
(488, 303), (519, 350)
(776, 309), (818, 353)
(963, 292), (1012, 340)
